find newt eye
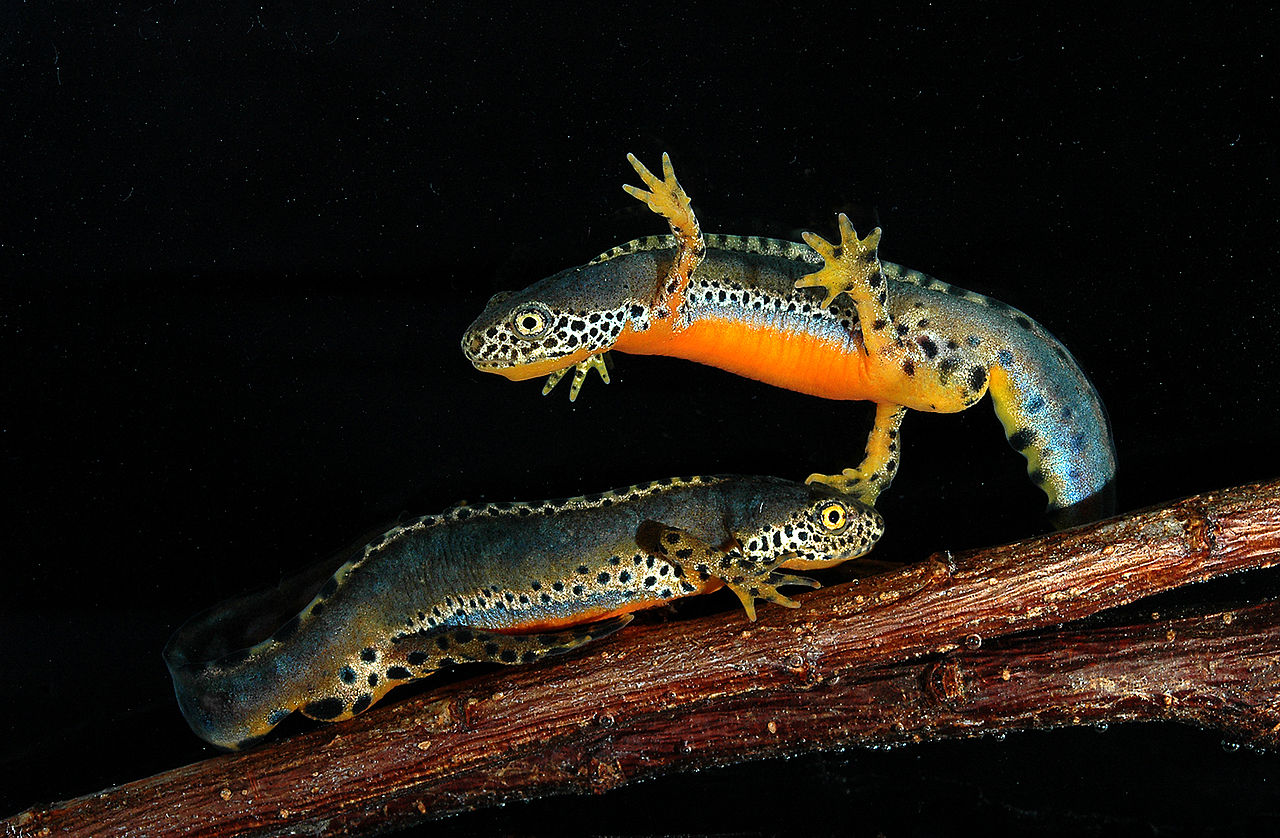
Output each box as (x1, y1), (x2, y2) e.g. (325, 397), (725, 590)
(817, 501), (848, 532)
(512, 304), (552, 339)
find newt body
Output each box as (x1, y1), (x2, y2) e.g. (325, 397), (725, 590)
(462, 155), (1116, 519)
(166, 475), (881, 749)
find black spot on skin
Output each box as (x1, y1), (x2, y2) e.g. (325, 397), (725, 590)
(484, 642), (500, 657)
(368, 673), (379, 686)
(997, 349), (1015, 367)
(310, 602), (325, 618)
(577, 565), (590, 575)
(902, 360), (915, 376)
(386, 666), (412, 680)
(351, 695), (372, 715)
(1029, 469), (1046, 485)
(552, 581), (565, 591)
(304, 697), (345, 720)
(939, 357), (959, 375)
(540, 592), (552, 603)
(917, 336), (938, 358)
(439, 657), (456, 667)
(319, 576), (339, 600)
(1013, 315), (1033, 331)
(361, 647), (377, 663)
(454, 629), (474, 644)
(1009, 428), (1038, 450)
(966, 335), (981, 347)
(665, 531), (681, 544)
(573, 584), (584, 595)
(522, 651), (538, 663)
(436, 635), (450, 650)
(340, 665), (356, 685)
(968, 366), (987, 391)
(454, 507), (472, 520)
(597, 571), (611, 584)
(530, 580), (541, 590)
(895, 323), (910, 337)
(873, 318), (888, 331)
(675, 548), (694, 560)
(500, 649), (518, 663)
(618, 570), (632, 584)
(644, 576), (657, 588)
(1025, 395), (1045, 414)
(610, 555), (622, 565)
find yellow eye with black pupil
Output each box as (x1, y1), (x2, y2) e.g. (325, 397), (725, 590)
(513, 308), (547, 337)
(819, 502), (847, 531)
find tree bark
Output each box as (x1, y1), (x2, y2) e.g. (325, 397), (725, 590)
(8, 479), (1280, 837)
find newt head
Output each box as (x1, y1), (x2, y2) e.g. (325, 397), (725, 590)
(735, 480), (886, 572)
(461, 249), (664, 400)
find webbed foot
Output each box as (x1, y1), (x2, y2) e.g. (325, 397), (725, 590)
(623, 152), (698, 236)
(720, 563), (821, 622)
(806, 403), (907, 505)
(541, 353), (611, 401)
(795, 214), (884, 310)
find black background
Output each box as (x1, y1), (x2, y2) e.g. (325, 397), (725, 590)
(4, 3), (1279, 834)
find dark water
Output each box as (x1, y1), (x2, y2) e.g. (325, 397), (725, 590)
(4, 4), (1278, 834)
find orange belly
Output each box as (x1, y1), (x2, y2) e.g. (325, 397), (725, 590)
(615, 316), (881, 401)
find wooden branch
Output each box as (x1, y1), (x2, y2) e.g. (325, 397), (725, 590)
(9, 479), (1280, 837)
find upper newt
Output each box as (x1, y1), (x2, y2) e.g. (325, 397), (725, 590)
(165, 474), (882, 750)
(462, 154), (1116, 521)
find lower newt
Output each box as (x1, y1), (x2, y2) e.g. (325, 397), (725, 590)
(165, 474), (882, 749)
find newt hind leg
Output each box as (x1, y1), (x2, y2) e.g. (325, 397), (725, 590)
(807, 403), (906, 505)
(796, 215), (897, 357)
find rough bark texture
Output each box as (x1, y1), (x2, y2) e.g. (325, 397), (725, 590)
(8, 479), (1280, 837)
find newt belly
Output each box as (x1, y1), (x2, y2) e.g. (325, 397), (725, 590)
(462, 154), (1116, 520)
(165, 474), (882, 750)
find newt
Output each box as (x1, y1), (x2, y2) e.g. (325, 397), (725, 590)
(462, 154), (1116, 521)
(165, 474), (882, 750)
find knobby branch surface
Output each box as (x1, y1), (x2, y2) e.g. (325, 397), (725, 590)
(9, 479), (1280, 837)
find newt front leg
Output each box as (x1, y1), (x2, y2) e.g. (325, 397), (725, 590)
(636, 521), (819, 622)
